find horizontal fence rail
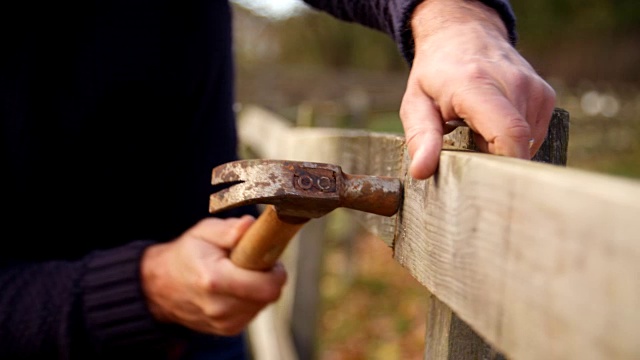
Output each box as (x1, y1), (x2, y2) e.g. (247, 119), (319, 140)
(236, 105), (640, 360)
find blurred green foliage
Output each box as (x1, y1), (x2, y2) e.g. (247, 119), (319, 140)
(512, 0), (640, 35)
(510, 1), (640, 84)
(235, 1), (640, 84)
(276, 12), (406, 71)
(234, 5), (407, 72)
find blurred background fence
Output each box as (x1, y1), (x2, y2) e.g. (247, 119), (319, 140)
(230, 2), (640, 359)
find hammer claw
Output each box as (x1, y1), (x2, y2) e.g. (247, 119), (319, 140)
(210, 160), (267, 186)
(209, 182), (289, 214)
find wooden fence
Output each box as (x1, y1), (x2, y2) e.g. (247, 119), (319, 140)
(234, 105), (640, 360)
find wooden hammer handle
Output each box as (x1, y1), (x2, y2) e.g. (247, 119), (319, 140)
(230, 205), (309, 271)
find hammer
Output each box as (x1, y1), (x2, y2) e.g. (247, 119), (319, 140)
(209, 159), (402, 271)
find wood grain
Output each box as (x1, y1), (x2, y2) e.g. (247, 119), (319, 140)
(238, 105), (640, 360)
(394, 151), (640, 360)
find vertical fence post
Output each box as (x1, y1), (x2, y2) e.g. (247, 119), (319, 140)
(421, 108), (570, 359)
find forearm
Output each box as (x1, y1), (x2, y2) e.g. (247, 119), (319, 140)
(0, 241), (171, 358)
(302, 0), (516, 63)
(0, 261), (86, 357)
(411, 0), (509, 46)
(409, 0), (518, 72)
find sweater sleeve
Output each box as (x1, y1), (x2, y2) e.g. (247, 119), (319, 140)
(302, 0), (517, 64)
(0, 240), (182, 359)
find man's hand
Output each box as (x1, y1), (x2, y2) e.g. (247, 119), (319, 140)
(400, 0), (556, 179)
(140, 216), (287, 336)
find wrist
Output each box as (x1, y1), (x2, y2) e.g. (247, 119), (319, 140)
(411, 0), (509, 47)
(140, 242), (173, 324)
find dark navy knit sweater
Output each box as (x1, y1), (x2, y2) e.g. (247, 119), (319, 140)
(0, 0), (514, 358)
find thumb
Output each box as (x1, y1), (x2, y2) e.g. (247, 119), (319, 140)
(192, 215), (256, 250)
(400, 88), (444, 180)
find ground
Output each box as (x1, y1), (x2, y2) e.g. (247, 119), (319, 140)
(317, 226), (429, 360)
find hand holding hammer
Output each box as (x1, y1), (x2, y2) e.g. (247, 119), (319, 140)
(210, 159), (403, 271)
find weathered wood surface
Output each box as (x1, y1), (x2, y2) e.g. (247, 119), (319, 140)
(423, 108), (570, 360)
(237, 105), (640, 360)
(395, 151), (640, 360)
(425, 293), (505, 360)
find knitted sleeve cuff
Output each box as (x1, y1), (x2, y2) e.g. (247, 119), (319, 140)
(81, 240), (176, 353)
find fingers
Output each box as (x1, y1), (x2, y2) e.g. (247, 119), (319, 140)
(204, 260), (287, 304)
(400, 78), (555, 180)
(179, 294), (266, 336)
(400, 85), (445, 180)
(526, 83), (556, 157)
(195, 260), (286, 335)
(142, 216), (288, 336)
(402, 9), (557, 179)
(189, 216), (287, 302)
(452, 84), (532, 159)
(197, 297), (264, 336)
(461, 80), (556, 160)
(399, 66), (555, 180)
(191, 215), (256, 250)
(194, 263), (287, 335)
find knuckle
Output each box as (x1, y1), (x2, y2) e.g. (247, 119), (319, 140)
(487, 118), (531, 148)
(509, 70), (531, 92)
(504, 120), (532, 140)
(459, 62), (489, 82)
(544, 82), (557, 100)
(199, 271), (223, 294)
(404, 127), (423, 147)
(202, 303), (225, 320)
(532, 80), (557, 105)
(267, 285), (283, 302)
(255, 285), (282, 303)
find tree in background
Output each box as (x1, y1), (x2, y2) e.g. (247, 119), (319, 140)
(511, 0), (640, 85)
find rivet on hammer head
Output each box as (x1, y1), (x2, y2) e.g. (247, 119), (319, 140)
(317, 177), (332, 191)
(297, 175), (313, 190)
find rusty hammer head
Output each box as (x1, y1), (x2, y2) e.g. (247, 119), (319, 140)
(210, 159), (402, 220)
